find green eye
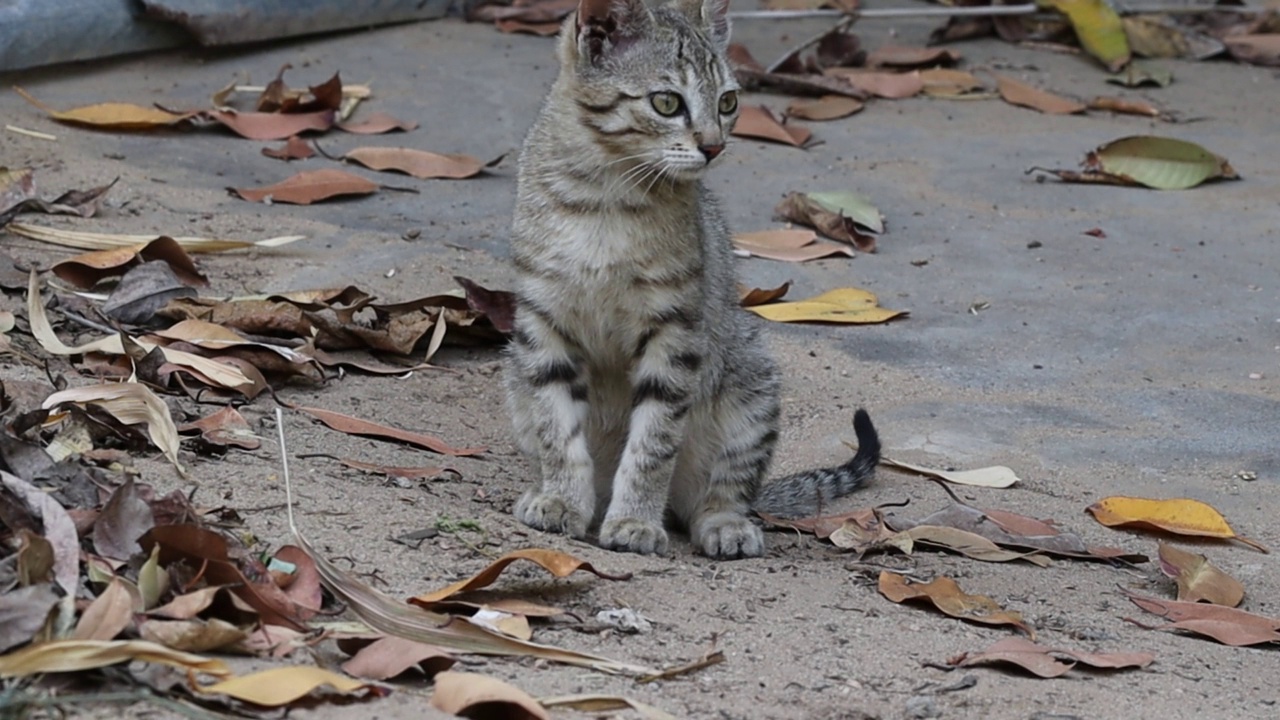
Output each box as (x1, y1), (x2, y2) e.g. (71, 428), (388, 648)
(718, 91), (738, 115)
(650, 91), (683, 117)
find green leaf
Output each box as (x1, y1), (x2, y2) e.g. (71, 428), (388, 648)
(1088, 136), (1238, 190)
(1040, 0), (1130, 72)
(803, 192), (884, 234)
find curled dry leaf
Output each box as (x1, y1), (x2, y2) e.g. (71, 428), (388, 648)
(745, 287), (905, 324)
(43, 384), (184, 475)
(824, 69), (924, 99)
(291, 405), (487, 456)
(738, 281), (792, 307)
(881, 457), (1019, 488)
(205, 109), (336, 141)
(343, 147), (496, 180)
(51, 236), (206, 289)
(878, 571), (1033, 637)
(430, 671), (550, 720)
(731, 106), (811, 147)
(866, 45), (962, 69)
(1123, 588), (1280, 646)
(410, 548), (631, 606)
(785, 95), (864, 121)
(455, 276), (516, 334)
(337, 112), (420, 134)
(139, 618), (248, 653)
(230, 169), (378, 205)
(14, 87), (197, 130)
(1087, 496), (1267, 552)
(1158, 543), (1244, 607)
(261, 136), (316, 161)
(948, 637), (1153, 678)
(993, 74), (1086, 114)
(774, 191), (879, 251)
(339, 635), (457, 680)
(0, 639), (229, 678)
(192, 666), (385, 707)
(733, 229), (854, 263)
(177, 406), (262, 451)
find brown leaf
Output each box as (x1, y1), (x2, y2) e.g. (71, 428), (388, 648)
(419, 593), (568, 618)
(272, 545), (323, 617)
(51, 236), (207, 289)
(824, 69), (924, 99)
(736, 68), (869, 100)
(328, 456), (456, 480)
(1223, 34), (1280, 66)
(93, 478), (155, 561)
(72, 577), (139, 641)
(738, 281), (792, 307)
(1123, 588), (1280, 646)
(0, 177), (118, 227)
(773, 193), (877, 252)
(343, 147), (492, 179)
(1087, 96), (1161, 117)
(950, 637), (1154, 678)
(230, 169), (378, 205)
(409, 549), (630, 606)
(867, 45), (961, 69)
(878, 571), (1033, 636)
(0, 470), (79, 594)
(261, 136), (316, 161)
(497, 18), (562, 35)
(206, 109), (336, 141)
(993, 74), (1086, 114)
(139, 618), (248, 653)
(337, 112), (420, 134)
(0, 584), (60, 653)
(16, 529), (54, 586)
(176, 406), (262, 451)
(785, 95), (864, 121)
(0, 167), (37, 214)
(1158, 543), (1244, 607)
(14, 87), (197, 130)
(759, 507), (878, 540)
(920, 68), (987, 97)
(733, 228), (855, 262)
(146, 586), (227, 620)
(429, 671), (550, 720)
(455, 276), (516, 334)
(231, 623), (320, 658)
(291, 405), (486, 456)
(339, 636), (457, 680)
(886, 525), (1052, 566)
(730, 106), (811, 147)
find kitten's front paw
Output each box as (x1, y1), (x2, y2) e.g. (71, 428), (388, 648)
(599, 517), (669, 556)
(514, 491), (589, 538)
(693, 512), (764, 559)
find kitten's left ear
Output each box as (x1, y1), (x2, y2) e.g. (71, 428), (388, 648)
(697, 0), (731, 49)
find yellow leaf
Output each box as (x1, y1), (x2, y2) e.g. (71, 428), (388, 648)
(745, 287), (906, 324)
(14, 87), (195, 130)
(1039, 0), (1131, 72)
(1087, 496), (1268, 553)
(0, 640), (228, 678)
(430, 671), (549, 720)
(192, 666), (375, 706)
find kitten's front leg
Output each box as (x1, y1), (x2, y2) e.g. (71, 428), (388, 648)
(508, 309), (595, 539)
(600, 312), (702, 555)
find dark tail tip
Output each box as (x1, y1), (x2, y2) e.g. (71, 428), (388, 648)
(850, 408), (881, 465)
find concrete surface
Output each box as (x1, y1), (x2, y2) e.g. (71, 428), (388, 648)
(2, 6), (1279, 719)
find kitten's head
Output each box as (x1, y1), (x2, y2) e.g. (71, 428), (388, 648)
(554, 0), (739, 183)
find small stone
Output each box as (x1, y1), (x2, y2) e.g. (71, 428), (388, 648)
(1027, 240), (1043, 249)
(595, 608), (652, 634)
(402, 228), (422, 240)
(905, 695), (940, 719)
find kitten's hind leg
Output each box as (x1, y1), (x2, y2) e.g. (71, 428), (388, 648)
(506, 314), (595, 539)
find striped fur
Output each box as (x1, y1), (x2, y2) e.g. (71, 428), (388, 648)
(505, 0), (879, 558)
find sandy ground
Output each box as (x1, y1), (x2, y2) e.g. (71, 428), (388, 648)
(2, 6), (1279, 720)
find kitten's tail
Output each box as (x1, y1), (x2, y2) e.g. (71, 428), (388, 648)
(751, 409), (881, 519)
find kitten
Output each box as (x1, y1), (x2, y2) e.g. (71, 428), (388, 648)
(504, 0), (880, 559)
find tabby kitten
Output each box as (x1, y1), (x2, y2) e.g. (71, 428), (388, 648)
(505, 0), (880, 559)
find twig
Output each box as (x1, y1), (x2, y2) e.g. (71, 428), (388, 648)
(5, 124), (57, 141)
(54, 306), (118, 335)
(637, 650), (725, 684)
(766, 16), (856, 74)
(734, 5), (1037, 20)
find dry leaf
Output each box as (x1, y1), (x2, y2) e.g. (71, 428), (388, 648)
(1087, 96), (1161, 117)
(139, 618), (248, 653)
(146, 586), (227, 620)
(745, 287), (905, 324)
(949, 637), (1153, 678)
(1123, 589), (1280, 646)
(261, 136), (316, 161)
(272, 545), (323, 616)
(9, 222), (303, 252)
(430, 671), (549, 720)
(177, 406), (262, 451)
(337, 112), (420, 134)
(773, 191), (879, 251)
(731, 106), (811, 147)
(43, 384), (184, 474)
(0, 585), (60, 653)
(887, 525), (1051, 566)
(339, 635), (456, 679)
(456, 276), (516, 334)
(1087, 496), (1267, 552)
(497, 18), (563, 35)
(51, 237), (206, 289)
(14, 87), (196, 130)
(759, 507), (878, 540)
(738, 281), (792, 307)
(994, 74), (1085, 114)
(824, 69), (924, 99)
(785, 95), (864, 121)
(540, 694), (679, 720)
(1224, 34), (1280, 66)
(733, 229), (855, 263)
(1158, 543), (1245, 606)
(72, 577), (137, 641)
(192, 666), (383, 706)
(0, 471), (79, 594)
(881, 457), (1019, 488)
(920, 68), (987, 97)
(866, 46), (962, 69)
(206, 109), (335, 141)
(878, 571), (1032, 636)
(230, 169), (378, 205)
(292, 405), (486, 456)
(343, 147), (493, 179)
(410, 549), (630, 606)
(0, 639), (229, 678)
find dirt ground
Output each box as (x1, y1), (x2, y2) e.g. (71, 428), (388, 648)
(2, 6), (1279, 720)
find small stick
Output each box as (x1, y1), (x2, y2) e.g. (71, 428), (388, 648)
(637, 650), (726, 683)
(733, 4), (1037, 20)
(5, 124), (57, 141)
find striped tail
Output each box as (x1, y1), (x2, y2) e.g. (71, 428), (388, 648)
(751, 409), (881, 519)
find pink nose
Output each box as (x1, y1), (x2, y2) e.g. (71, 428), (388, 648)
(698, 143), (725, 161)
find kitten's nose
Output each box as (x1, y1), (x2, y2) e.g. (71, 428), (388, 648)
(698, 143), (725, 161)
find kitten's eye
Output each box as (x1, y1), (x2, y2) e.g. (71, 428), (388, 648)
(718, 91), (738, 115)
(650, 91), (684, 117)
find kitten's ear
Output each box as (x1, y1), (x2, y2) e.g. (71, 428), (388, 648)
(701, 0), (731, 50)
(576, 0), (652, 63)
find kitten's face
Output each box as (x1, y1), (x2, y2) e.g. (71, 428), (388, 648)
(562, 0), (739, 185)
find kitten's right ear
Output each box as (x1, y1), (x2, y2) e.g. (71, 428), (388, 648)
(575, 0), (651, 63)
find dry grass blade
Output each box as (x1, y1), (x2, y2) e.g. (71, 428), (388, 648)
(273, 409), (660, 676)
(8, 222), (304, 252)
